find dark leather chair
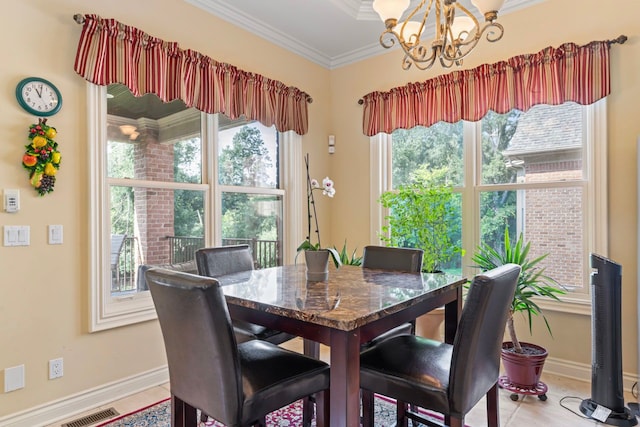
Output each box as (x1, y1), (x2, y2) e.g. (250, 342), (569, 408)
(146, 268), (330, 427)
(360, 263), (521, 427)
(360, 245), (424, 348)
(195, 245), (295, 345)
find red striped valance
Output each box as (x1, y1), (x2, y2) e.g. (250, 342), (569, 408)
(74, 14), (310, 135)
(361, 38), (625, 137)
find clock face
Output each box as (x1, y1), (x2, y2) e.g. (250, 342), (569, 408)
(16, 77), (62, 117)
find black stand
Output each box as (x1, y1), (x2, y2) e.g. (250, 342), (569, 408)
(579, 398), (638, 426)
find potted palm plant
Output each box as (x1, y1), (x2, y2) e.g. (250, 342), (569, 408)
(472, 227), (565, 400)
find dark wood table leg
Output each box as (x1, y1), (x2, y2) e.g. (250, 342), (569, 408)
(302, 339), (320, 426)
(444, 286), (462, 344)
(330, 329), (360, 427)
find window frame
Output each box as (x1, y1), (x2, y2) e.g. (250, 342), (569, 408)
(88, 83), (303, 331)
(370, 100), (607, 315)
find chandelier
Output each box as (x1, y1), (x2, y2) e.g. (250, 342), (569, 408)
(372, 0), (505, 70)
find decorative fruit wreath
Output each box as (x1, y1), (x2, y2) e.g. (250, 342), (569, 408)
(22, 118), (61, 196)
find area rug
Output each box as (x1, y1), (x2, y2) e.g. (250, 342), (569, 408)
(96, 394), (459, 426)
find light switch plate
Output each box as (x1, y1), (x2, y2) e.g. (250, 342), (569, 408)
(3, 226), (30, 246)
(48, 225), (63, 245)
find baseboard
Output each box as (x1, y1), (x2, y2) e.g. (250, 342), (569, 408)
(544, 356), (638, 396)
(0, 366), (169, 427)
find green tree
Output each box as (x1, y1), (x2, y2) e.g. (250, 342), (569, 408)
(219, 126), (273, 187)
(218, 125), (278, 241)
(173, 138), (203, 237)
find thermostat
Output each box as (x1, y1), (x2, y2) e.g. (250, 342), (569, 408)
(4, 189), (19, 213)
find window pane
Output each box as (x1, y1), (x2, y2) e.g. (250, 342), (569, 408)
(391, 122), (464, 188)
(106, 83), (201, 183)
(110, 185), (205, 295)
(480, 187), (584, 290)
(221, 192), (283, 268)
(481, 104), (584, 185)
(218, 118), (279, 188)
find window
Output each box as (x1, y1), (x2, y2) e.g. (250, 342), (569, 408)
(371, 101), (606, 312)
(89, 83), (303, 331)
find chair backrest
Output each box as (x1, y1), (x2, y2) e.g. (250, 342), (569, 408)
(449, 263), (521, 414)
(362, 245), (423, 273)
(146, 268), (244, 422)
(195, 244), (255, 277)
(110, 234), (127, 269)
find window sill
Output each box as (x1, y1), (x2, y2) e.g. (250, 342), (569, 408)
(535, 295), (591, 316)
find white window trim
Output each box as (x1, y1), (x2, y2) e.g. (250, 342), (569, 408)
(369, 100), (608, 316)
(88, 83), (303, 331)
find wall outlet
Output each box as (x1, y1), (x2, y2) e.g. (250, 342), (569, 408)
(49, 358), (63, 380)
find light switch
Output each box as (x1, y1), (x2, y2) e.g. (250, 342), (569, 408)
(49, 225), (63, 245)
(4, 226), (30, 246)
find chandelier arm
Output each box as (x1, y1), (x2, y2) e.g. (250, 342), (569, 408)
(440, 21), (503, 62)
(379, 29), (398, 49)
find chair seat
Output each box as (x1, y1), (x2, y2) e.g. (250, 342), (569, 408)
(360, 334), (452, 415)
(237, 340), (330, 425)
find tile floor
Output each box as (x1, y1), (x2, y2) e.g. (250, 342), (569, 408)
(47, 338), (638, 427)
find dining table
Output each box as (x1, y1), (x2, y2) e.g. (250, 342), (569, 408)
(216, 263), (466, 427)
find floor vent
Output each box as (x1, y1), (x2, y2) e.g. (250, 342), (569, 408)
(61, 407), (119, 427)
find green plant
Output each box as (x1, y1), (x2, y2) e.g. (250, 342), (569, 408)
(471, 227), (566, 353)
(379, 171), (462, 273)
(333, 241), (362, 266)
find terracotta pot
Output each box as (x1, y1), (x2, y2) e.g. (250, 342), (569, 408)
(415, 307), (445, 340)
(501, 342), (548, 388)
(304, 250), (329, 281)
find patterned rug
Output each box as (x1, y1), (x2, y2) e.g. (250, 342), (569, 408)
(96, 395), (457, 426)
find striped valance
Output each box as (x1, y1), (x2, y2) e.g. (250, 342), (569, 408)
(73, 14), (311, 135)
(361, 37), (626, 136)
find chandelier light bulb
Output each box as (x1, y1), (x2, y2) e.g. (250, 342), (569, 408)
(470, 0), (505, 19)
(450, 16), (476, 41)
(373, 0), (410, 25)
(399, 21), (424, 46)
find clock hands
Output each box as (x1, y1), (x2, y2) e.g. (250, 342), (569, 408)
(35, 84), (43, 98)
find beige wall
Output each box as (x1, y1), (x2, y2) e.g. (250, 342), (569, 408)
(1, 0), (639, 419)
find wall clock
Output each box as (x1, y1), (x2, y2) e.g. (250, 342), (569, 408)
(15, 77), (63, 117)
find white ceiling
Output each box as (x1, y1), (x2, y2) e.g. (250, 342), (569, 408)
(185, 0), (544, 69)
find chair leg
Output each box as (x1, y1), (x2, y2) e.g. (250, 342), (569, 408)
(361, 390), (375, 427)
(315, 389), (329, 427)
(396, 400), (409, 427)
(486, 382), (500, 427)
(450, 416), (465, 427)
(172, 395), (197, 427)
(302, 395), (314, 427)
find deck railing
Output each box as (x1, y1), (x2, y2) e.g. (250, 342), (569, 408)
(112, 236), (281, 293)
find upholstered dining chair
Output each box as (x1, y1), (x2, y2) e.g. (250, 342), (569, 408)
(195, 245), (295, 346)
(146, 268), (330, 427)
(360, 263), (521, 427)
(360, 245), (424, 348)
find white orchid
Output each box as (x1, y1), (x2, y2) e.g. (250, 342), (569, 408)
(322, 177), (335, 197)
(297, 154), (341, 267)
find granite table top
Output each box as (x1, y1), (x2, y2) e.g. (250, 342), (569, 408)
(217, 264), (466, 332)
